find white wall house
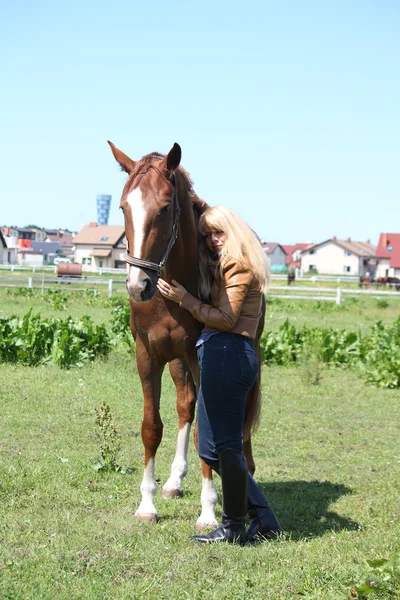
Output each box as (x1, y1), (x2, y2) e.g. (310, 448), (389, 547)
(0, 233), (18, 264)
(375, 233), (400, 278)
(300, 238), (377, 276)
(73, 224), (126, 272)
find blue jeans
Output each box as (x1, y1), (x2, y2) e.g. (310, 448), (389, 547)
(196, 332), (259, 470)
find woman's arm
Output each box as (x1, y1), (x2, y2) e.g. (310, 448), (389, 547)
(179, 261), (252, 331)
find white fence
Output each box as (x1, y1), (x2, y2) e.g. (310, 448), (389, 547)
(269, 285), (400, 304)
(0, 263), (363, 283)
(0, 276), (125, 297)
(1, 276), (399, 303)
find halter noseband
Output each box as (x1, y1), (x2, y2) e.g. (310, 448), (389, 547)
(124, 169), (180, 277)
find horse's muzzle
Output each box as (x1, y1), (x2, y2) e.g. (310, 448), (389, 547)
(126, 272), (156, 303)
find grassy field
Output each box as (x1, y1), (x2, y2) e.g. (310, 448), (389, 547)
(1, 293), (399, 599)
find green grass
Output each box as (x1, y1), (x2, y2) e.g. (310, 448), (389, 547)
(1, 296), (400, 599)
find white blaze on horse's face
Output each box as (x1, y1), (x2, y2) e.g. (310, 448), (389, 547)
(125, 185), (149, 302)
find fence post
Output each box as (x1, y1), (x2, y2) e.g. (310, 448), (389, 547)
(108, 279), (113, 297)
(336, 287), (341, 305)
(28, 277), (33, 289)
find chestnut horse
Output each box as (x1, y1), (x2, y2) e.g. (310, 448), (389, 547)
(108, 141), (263, 528)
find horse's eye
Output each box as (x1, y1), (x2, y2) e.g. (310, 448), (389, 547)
(158, 205), (169, 216)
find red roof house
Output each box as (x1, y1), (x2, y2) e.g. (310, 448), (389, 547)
(376, 233), (400, 277)
(282, 243), (312, 270)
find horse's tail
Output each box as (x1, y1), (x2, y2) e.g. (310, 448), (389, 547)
(243, 342), (262, 440)
(243, 295), (265, 441)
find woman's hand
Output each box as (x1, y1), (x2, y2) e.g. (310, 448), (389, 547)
(157, 278), (187, 303)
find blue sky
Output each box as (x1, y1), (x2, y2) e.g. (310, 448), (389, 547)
(1, 0), (399, 244)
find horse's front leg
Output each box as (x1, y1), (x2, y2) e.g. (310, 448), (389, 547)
(162, 359), (195, 498)
(135, 340), (164, 523)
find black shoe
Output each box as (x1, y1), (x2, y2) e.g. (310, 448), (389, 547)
(191, 520), (246, 544)
(192, 449), (248, 545)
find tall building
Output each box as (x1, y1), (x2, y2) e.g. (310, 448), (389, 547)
(96, 194), (112, 225)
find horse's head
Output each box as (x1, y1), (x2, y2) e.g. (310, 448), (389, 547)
(108, 141), (182, 302)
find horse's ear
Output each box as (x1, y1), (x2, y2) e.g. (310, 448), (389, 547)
(107, 141), (136, 175)
(165, 143), (181, 173)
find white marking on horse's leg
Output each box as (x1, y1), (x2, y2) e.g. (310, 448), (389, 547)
(196, 476), (219, 531)
(135, 458), (158, 522)
(162, 423), (191, 498)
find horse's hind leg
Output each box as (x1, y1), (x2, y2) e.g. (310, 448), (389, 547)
(162, 359), (196, 498)
(135, 340), (164, 523)
(165, 357), (218, 529)
(193, 424), (219, 531)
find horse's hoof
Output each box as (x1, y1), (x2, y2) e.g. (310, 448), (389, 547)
(161, 488), (183, 499)
(195, 519), (219, 532)
(134, 512), (158, 523)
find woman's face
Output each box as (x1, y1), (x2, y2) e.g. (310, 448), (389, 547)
(203, 230), (227, 254)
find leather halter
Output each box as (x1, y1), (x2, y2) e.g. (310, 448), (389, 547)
(124, 169), (180, 277)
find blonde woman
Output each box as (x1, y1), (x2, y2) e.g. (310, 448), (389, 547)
(157, 206), (281, 544)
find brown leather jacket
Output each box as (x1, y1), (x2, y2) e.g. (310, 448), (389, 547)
(180, 257), (263, 339)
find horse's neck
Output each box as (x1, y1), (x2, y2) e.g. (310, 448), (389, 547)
(164, 188), (199, 293)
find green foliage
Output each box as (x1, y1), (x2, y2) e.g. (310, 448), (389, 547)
(44, 289), (69, 310)
(376, 299), (389, 309)
(261, 320), (303, 365)
(110, 301), (135, 349)
(300, 331), (324, 385)
(93, 401), (122, 472)
(51, 316), (111, 368)
(6, 287), (36, 297)
(261, 317), (400, 388)
(0, 310), (57, 365)
(351, 554), (399, 598)
(0, 311), (111, 368)
(361, 319), (400, 388)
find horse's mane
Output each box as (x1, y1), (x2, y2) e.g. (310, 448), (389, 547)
(132, 152), (195, 195)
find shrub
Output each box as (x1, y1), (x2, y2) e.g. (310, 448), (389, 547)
(0, 311), (111, 368)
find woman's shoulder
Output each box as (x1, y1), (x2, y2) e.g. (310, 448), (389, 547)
(220, 255), (255, 283)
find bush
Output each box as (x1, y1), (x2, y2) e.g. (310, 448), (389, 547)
(0, 311), (111, 368)
(260, 317), (400, 388)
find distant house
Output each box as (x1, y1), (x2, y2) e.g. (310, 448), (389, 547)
(31, 241), (63, 265)
(376, 233), (400, 278)
(1, 226), (47, 242)
(0, 231), (9, 263)
(45, 229), (75, 260)
(282, 243), (312, 271)
(0, 233), (18, 264)
(0, 235), (18, 265)
(300, 237), (377, 276)
(261, 242), (288, 273)
(73, 223), (126, 271)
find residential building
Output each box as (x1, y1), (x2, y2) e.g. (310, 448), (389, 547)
(300, 237), (377, 276)
(1, 225), (47, 242)
(282, 243), (312, 271)
(261, 242), (288, 273)
(45, 229), (75, 260)
(73, 223), (126, 271)
(31, 241), (64, 265)
(0, 232), (18, 264)
(376, 233), (400, 278)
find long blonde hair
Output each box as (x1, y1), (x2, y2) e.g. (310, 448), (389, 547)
(197, 206), (270, 301)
